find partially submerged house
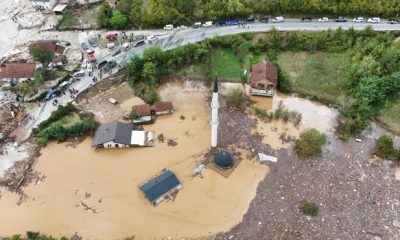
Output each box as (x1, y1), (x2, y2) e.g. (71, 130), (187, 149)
(250, 60), (278, 97)
(32, 40), (66, 66)
(131, 104), (154, 124)
(139, 169), (182, 206)
(155, 101), (174, 116)
(92, 120), (155, 148)
(0, 63), (36, 83)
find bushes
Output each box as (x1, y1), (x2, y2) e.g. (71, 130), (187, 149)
(226, 88), (244, 108)
(33, 103), (76, 134)
(11, 231), (67, 240)
(299, 200), (319, 216)
(29, 46), (54, 63)
(295, 128), (327, 156)
(374, 135), (399, 160)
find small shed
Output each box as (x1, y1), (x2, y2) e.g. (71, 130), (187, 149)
(139, 169), (182, 206)
(132, 104), (153, 124)
(53, 4), (68, 15)
(154, 101), (174, 116)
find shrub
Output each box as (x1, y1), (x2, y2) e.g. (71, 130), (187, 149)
(35, 103), (76, 133)
(299, 200), (319, 216)
(130, 111), (140, 120)
(374, 135), (395, 158)
(295, 128), (327, 156)
(226, 88), (244, 108)
(29, 46), (54, 63)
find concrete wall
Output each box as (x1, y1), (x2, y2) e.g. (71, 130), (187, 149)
(31, 0), (58, 9)
(103, 141), (129, 148)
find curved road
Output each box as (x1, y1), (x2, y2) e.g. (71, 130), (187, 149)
(21, 19), (400, 140)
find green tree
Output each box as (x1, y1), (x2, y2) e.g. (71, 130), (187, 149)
(129, 0), (143, 28)
(374, 135), (395, 158)
(142, 62), (157, 85)
(97, 3), (112, 28)
(127, 55), (144, 86)
(29, 46), (54, 63)
(110, 10), (129, 29)
(295, 128), (327, 156)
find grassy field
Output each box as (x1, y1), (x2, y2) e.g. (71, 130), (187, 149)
(209, 49), (243, 81)
(58, 9), (77, 29)
(377, 98), (400, 134)
(278, 51), (351, 105)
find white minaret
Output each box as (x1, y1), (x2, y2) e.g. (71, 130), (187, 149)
(211, 77), (219, 148)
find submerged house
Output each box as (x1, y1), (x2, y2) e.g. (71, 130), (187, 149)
(131, 104), (154, 124)
(92, 120), (155, 148)
(154, 101), (174, 116)
(250, 60), (278, 97)
(139, 169), (182, 206)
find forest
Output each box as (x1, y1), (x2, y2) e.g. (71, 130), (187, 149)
(97, 0), (400, 28)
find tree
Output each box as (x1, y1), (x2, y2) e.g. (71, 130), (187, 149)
(97, 3), (112, 28)
(29, 46), (54, 63)
(127, 55), (144, 86)
(142, 62), (157, 85)
(110, 10), (129, 29)
(129, 0), (143, 28)
(295, 128), (327, 156)
(374, 135), (395, 158)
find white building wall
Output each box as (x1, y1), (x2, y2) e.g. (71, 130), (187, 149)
(102, 141), (129, 148)
(31, 0), (58, 9)
(210, 91), (219, 148)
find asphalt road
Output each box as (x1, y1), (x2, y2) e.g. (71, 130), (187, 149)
(20, 19), (400, 140)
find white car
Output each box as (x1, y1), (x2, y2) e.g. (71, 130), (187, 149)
(109, 97), (118, 105)
(367, 17), (380, 23)
(353, 17), (364, 22)
(87, 63), (93, 74)
(163, 24), (174, 30)
(177, 25), (187, 30)
(203, 21), (212, 27)
(122, 42), (131, 50)
(318, 17), (329, 22)
(272, 16), (284, 23)
(147, 35), (157, 41)
(81, 59), (88, 68)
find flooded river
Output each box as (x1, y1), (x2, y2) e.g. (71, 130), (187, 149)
(0, 81), (268, 239)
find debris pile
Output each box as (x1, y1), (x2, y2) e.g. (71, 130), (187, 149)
(16, 8), (44, 29)
(0, 101), (25, 137)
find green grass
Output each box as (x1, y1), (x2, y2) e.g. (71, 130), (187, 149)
(278, 51), (351, 105)
(210, 49), (243, 81)
(377, 97), (400, 134)
(58, 9), (77, 29)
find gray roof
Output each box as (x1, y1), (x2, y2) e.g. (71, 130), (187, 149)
(92, 120), (132, 147)
(139, 170), (181, 205)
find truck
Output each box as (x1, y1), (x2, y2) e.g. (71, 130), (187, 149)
(86, 49), (96, 62)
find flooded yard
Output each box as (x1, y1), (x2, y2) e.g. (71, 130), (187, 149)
(0, 81), (268, 239)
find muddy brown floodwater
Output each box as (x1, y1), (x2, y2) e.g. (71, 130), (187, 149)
(0, 81), (268, 239)
(249, 92), (339, 149)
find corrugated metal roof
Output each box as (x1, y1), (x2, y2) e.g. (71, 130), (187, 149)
(139, 170), (181, 204)
(92, 120), (132, 147)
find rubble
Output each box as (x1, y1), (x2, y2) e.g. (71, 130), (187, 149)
(0, 101), (25, 138)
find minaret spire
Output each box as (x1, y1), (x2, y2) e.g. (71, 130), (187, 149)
(211, 77), (219, 148)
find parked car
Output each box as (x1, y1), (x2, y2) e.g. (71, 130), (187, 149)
(215, 20), (226, 26)
(353, 17), (364, 23)
(318, 17), (329, 22)
(134, 40), (145, 47)
(107, 42), (115, 49)
(81, 59), (88, 68)
(88, 39), (97, 48)
(73, 71), (85, 78)
(193, 22), (202, 28)
(122, 42), (131, 50)
(147, 35), (157, 41)
(367, 17), (380, 23)
(260, 17), (269, 23)
(81, 42), (89, 50)
(86, 49), (96, 62)
(246, 17), (255, 23)
(203, 21), (213, 27)
(111, 48), (121, 57)
(163, 24), (174, 30)
(227, 20), (240, 25)
(109, 97), (118, 105)
(177, 25), (187, 29)
(96, 60), (108, 69)
(389, 18), (400, 24)
(301, 17), (312, 22)
(272, 16), (284, 23)
(334, 16), (347, 22)
(106, 32), (118, 40)
(87, 63), (93, 74)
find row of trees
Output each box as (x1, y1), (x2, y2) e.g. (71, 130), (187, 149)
(98, 0), (400, 29)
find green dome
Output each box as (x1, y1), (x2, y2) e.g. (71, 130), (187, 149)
(214, 151), (234, 169)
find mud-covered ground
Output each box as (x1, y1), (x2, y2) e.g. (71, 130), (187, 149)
(216, 118), (400, 240)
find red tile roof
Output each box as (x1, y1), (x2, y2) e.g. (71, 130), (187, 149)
(0, 63), (36, 79)
(132, 104), (151, 116)
(32, 40), (65, 55)
(250, 60), (278, 89)
(155, 102), (174, 113)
